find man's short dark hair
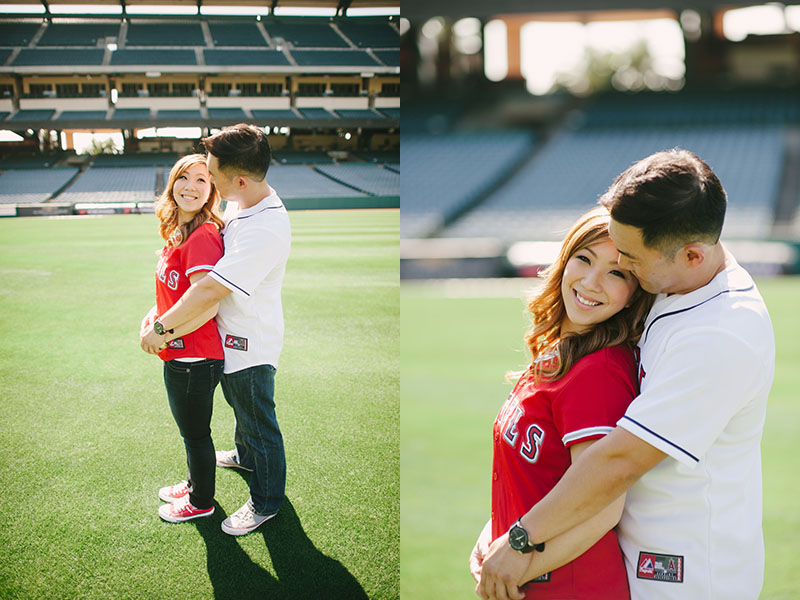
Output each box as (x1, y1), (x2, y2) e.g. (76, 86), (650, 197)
(201, 123), (271, 180)
(599, 149), (727, 255)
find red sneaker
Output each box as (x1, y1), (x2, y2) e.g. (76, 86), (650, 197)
(158, 481), (190, 503)
(158, 496), (214, 523)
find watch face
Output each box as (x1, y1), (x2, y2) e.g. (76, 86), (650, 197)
(154, 321), (164, 335)
(509, 525), (527, 550)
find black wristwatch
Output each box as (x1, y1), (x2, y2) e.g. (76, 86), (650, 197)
(153, 320), (173, 336)
(508, 519), (545, 554)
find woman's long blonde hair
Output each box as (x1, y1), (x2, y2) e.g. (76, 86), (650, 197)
(524, 207), (654, 381)
(155, 154), (224, 246)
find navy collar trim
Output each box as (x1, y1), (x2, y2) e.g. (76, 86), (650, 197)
(643, 285), (754, 344)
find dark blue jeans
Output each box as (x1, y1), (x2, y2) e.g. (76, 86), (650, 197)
(220, 364), (285, 515)
(163, 358), (224, 510)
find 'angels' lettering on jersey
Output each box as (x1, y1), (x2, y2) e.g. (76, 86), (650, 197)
(156, 254), (180, 291)
(497, 393), (545, 464)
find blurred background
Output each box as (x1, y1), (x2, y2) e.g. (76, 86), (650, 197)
(400, 1), (800, 599)
(400, 0), (800, 279)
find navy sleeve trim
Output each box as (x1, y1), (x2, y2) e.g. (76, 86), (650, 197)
(210, 270), (250, 297)
(621, 416), (700, 462)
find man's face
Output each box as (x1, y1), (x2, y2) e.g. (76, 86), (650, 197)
(608, 219), (686, 295)
(206, 154), (235, 201)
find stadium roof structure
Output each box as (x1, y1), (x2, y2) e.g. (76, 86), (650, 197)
(0, 2), (400, 131)
(403, 0), (741, 21)
(3, 0), (399, 15)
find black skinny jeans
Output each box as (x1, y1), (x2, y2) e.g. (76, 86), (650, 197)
(163, 358), (224, 509)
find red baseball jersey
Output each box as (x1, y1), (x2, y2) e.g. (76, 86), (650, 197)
(491, 345), (638, 599)
(155, 222), (224, 361)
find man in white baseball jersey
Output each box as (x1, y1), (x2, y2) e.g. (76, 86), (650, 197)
(478, 149), (775, 600)
(141, 123), (291, 536)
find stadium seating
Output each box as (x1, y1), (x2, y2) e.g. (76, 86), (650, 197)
(0, 168), (78, 204)
(110, 49), (197, 66)
(57, 166), (157, 204)
(154, 109), (202, 120)
(379, 108), (400, 119)
(56, 111), (108, 121)
(265, 164), (366, 199)
(13, 49), (105, 66)
(373, 50), (400, 67)
(0, 21), (41, 46)
(9, 109), (55, 121)
(264, 20), (347, 48)
(125, 22), (205, 46)
(92, 153), (177, 167)
(314, 163), (399, 196)
(250, 109), (301, 121)
(110, 108), (151, 120)
(37, 21), (120, 46)
(208, 108), (248, 121)
(208, 21), (268, 47)
(401, 130), (536, 238)
(298, 108), (336, 119)
(273, 151), (334, 164)
(441, 125), (786, 241)
(335, 21), (398, 48)
(335, 109), (383, 119)
(291, 49), (379, 67)
(204, 49), (289, 67)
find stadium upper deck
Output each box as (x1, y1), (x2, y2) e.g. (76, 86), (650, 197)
(0, 14), (399, 130)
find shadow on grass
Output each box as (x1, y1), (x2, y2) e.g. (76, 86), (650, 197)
(193, 497), (368, 600)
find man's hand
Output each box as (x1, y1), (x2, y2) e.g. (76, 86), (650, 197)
(140, 323), (165, 355)
(475, 533), (529, 600)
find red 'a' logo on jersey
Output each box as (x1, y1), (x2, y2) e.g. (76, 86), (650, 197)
(634, 347), (646, 385)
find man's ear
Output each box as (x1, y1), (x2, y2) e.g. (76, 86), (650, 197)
(237, 176), (248, 190)
(683, 243), (706, 268)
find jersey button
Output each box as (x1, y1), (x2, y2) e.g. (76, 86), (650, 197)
(493, 472), (498, 481)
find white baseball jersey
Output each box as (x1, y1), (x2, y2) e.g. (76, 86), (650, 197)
(617, 253), (774, 599)
(208, 192), (291, 374)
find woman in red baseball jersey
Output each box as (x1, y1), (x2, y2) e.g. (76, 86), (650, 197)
(471, 207), (654, 599)
(139, 154), (226, 523)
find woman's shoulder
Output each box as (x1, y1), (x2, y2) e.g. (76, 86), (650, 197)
(571, 344), (637, 376)
(185, 222), (222, 244)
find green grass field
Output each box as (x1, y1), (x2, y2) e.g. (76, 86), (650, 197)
(0, 210), (399, 599)
(401, 277), (800, 600)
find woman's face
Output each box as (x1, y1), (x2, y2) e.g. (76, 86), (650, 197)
(172, 163), (212, 222)
(560, 238), (639, 335)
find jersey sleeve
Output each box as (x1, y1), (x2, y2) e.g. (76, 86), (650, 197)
(618, 327), (762, 467)
(180, 223), (223, 277)
(209, 222), (287, 297)
(552, 348), (638, 448)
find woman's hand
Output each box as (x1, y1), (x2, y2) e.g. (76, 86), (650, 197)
(470, 520), (492, 584)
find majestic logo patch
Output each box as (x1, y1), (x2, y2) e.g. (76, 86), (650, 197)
(225, 335), (248, 351)
(637, 552), (683, 583)
(166, 338), (184, 349)
(523, 572), (551, 584)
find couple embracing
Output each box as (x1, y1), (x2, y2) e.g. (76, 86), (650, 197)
(472, 150), (775, 600)
(139, 123), (289, 537)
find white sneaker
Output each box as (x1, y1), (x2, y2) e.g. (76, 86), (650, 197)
(158, 480), (190, 503)
(221, 500), (278, 536)
(215, 449), (253, 472)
